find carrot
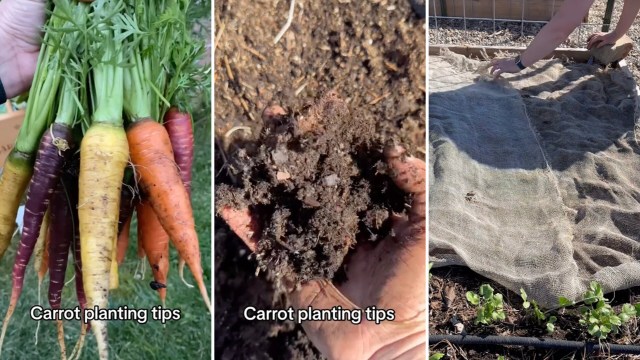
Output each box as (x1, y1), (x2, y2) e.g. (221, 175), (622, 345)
(164, 108), (195, 288)
(0, 42), (59, 262)
(0, 0), (82, 262)
(79, 122), (128, 358)
(115, 183), (135, 265)
(137, 199), (170, 305)
(79, 6), (128, 358)
(164, 107), (194, 194)
(69, 159), (88, 360)
(0, 6), (86, 346)
(0, 151), (32, 261)
(0, 122), (74, 353)
(39, 231), (50, 281)
(127, 119), (210, 311)
(122, 2), (209, 310)
(32, 207), (50, 345)
(48, 177), (76, 360)
(116, 216), (132, 265)
(33, 208), (51, 286)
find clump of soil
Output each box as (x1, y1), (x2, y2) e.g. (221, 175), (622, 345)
(216, 91), (406, 283)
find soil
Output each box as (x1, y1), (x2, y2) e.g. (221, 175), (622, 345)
(429, 267), (640, 359)
(216, 92), (408, 283)
(214, 0), (426, 358)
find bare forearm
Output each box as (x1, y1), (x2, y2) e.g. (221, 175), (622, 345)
(520, 0), (594, 67)
(520, 23), (574, 67)
(613, 0), (640, 38)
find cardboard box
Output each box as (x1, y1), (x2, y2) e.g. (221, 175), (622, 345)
(0, 102), (25, 165)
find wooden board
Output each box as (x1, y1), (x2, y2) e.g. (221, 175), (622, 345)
(428, 0), (589, 22)
(429, 44), (593, 62)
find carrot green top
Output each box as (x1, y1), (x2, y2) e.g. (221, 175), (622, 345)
(122, 1), (165, 122)
(15, 2), (87, 154)
(91, 1), (126, 127)
(123, 0), (209, 122)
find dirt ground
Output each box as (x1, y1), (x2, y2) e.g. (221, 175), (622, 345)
(429, 267), (640, 359)
(213, 0), (426, 358)
(428, 2), (640, 358)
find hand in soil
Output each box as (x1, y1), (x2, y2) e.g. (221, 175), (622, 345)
(220, 111), (426, 359)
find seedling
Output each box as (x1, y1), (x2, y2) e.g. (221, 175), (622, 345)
(429, 353), (445, 360)
(520, 288), (556, 333)
(466, 284), (505, 324)
(578, 281), (637, 340)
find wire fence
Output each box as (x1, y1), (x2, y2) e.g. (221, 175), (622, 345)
(428, 0), (616, 48)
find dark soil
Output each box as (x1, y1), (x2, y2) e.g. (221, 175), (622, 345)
(214, 0), (426, 358)
(216, 92), (408, 283)
(429, 267), (640, 360)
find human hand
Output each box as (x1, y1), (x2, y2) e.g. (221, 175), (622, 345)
(220, 106), (426, 360)
(0, 0), (46, 98)
(587, 31), (618, 50)
(490, 57), (522, 78)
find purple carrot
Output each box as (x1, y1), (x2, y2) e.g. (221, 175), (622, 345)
(48, 177), (74, 359)
(118, 181), (135, 235)
(48, 176), (75, 309)
(164, 108), (194, 286)
(163, 107), (194, 194)
(0, 123), (73, 350)
(65, 152), (89, 360)
(64, 152), (88, 324)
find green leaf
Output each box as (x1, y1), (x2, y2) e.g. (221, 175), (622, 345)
(558, 297), (574, 307)
(620, 313), (630, 323)
(620, 304), (637, 322)
(520, 288), (528, 302)
(584, 293), (596, 305)
(635, 304), (640, 314)
(609, 315), (621, 326)
(548, 316), (557, 324)
(497, 356), (505, 360)
(600, 324), (611, 334)
(593, 283), (604, 299)
(534, 306), (546, 321)
(579, 306), (589, 315)
(588, 324), (600, 336)
(479, 284), (494, 299)
(546, 322), (555, 334)
(522, 301), (530, 309)
(466, 292), (480, 305)
(429, 353), (445, 360)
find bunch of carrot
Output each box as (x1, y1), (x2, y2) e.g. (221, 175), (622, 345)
(0, 0), (210, 359)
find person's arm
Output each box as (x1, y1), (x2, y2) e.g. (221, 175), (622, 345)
(491, 0), (594, 77)
(611, 0), (640, 39)
(588, 0), (640, 49)
(520, 0), (595, 67)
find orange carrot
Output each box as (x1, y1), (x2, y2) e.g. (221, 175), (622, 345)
(39, 229), (50, 281)
(136, 199), (170, 305)
(127, 119), (210, 311)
